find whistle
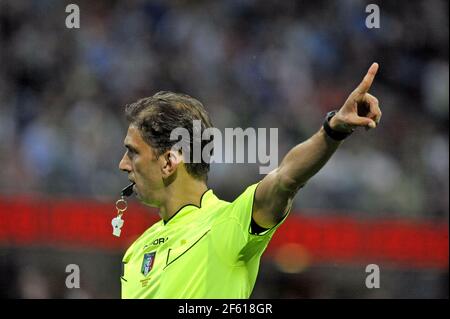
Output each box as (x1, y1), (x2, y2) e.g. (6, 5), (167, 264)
(121, 182), (135, 197)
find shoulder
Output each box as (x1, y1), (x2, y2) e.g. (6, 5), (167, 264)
(205, 183), (259, 226)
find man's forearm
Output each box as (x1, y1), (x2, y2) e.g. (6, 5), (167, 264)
(253, 63), (381, 228)
(276, 127), (341, 192)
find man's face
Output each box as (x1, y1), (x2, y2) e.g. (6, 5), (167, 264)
(119, 125), (164, 206)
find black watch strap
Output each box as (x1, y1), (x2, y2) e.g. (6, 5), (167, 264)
(323, 111), (353, 141)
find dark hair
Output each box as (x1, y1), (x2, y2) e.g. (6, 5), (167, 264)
(125, 91), (213, 181)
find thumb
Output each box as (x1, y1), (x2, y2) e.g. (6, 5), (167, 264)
(349, 114), (376, 128)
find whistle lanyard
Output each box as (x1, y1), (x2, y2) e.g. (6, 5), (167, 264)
(112, 183), (134, 237)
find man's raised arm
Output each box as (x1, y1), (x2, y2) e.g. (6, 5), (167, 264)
(252, 63), (382, 229)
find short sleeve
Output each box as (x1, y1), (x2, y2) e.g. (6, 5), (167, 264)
(228, 182), (290, 244)
(210, 183), (291, 265)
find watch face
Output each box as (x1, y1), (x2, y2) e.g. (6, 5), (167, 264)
(326, 111), (337, 121)
(323, 110), (352, 141)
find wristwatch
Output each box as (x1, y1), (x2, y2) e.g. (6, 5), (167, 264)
(323, 110), (354, 141)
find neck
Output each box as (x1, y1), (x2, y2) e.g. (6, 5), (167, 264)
(159, 178), (208, 222)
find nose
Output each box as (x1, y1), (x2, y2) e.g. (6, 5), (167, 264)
(119, 152), (131, 173)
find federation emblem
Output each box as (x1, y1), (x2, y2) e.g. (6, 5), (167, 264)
(141, 252), (156, 276)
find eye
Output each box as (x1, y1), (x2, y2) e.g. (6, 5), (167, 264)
(126, 148), (137, 159)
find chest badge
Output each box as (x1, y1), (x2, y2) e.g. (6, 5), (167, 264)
(141, 252), (156, 276)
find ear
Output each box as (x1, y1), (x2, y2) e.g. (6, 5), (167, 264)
(160, 149), (183, 178)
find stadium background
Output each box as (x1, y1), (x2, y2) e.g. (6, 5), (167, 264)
(0, 0), (448, 298)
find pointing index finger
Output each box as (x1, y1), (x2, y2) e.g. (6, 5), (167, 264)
(355, 63), (379, 95)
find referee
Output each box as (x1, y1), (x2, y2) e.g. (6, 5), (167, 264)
(118, 63), (382, 298)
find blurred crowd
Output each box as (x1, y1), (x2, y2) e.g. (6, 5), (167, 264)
(0, 0), (448, 219)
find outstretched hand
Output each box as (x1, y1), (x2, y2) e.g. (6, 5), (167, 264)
(330, 63), (382, 133)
